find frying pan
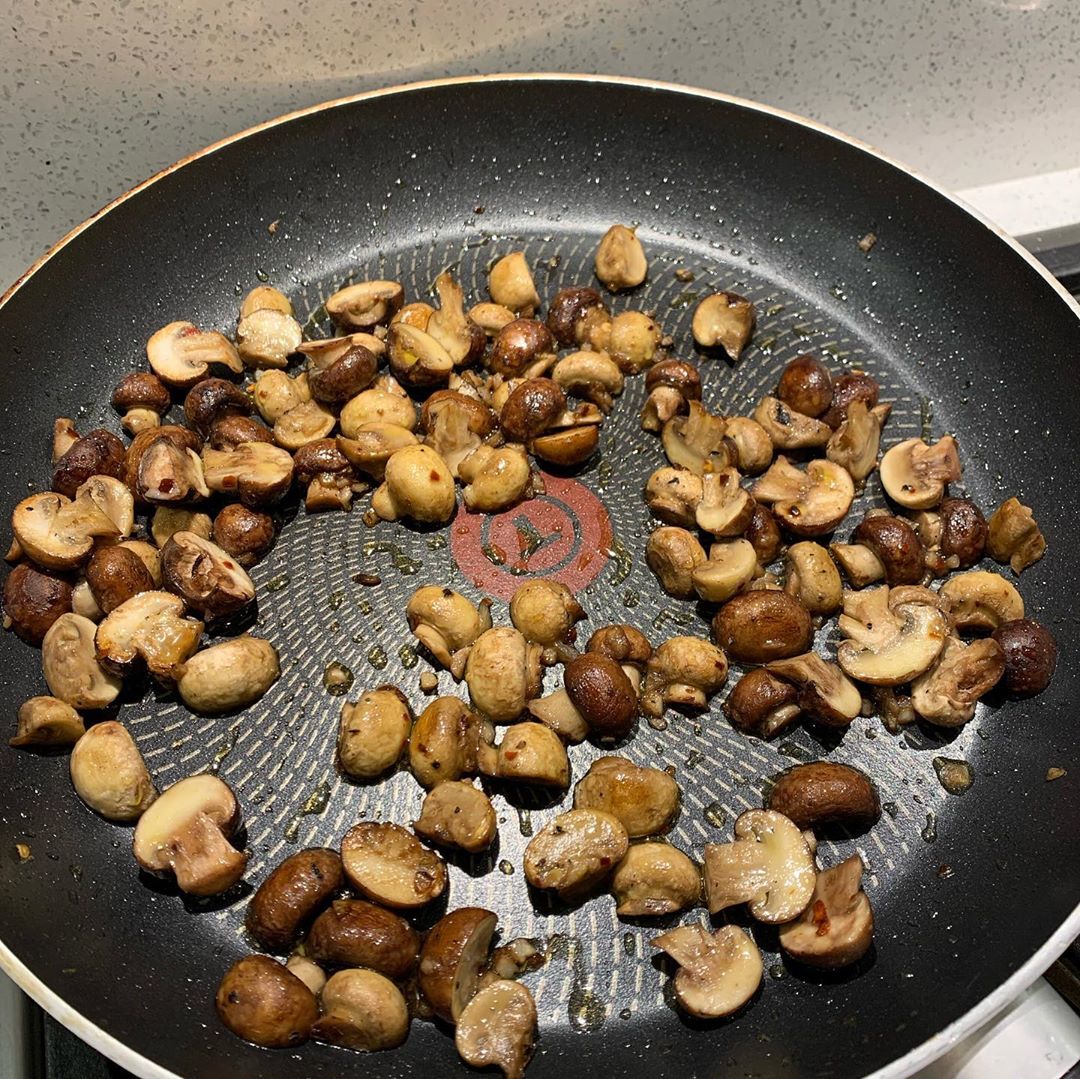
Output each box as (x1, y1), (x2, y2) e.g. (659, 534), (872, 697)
(1, 74), (1079, 1079)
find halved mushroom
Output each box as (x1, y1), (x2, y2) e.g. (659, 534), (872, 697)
(236, 307), (303, 369)
(3, 562), (73, 644)
(273, 401), (336, 451)
(340, 822), (447, 909)
(302, 336), (381, 403)
(52, 417), (80, 464)
(651, 924), (762, 1019)
(785, 541), (842, 615)
(414, 781), (497, 853)
(326, 280), (404, 329)
(851, 513), (924, 585)
(52, 428), (127, 498)
(146, 321), (243, 388)
(427, 272), (485, 367)
(531, 423), (600, 467)
(751, 456), (855, 536)
(692, 538), (758, 602)
(753, 396), (831, 450)
(311, 968), (409, 1052)
(388, 323), (454, 388)
(724, 416), (774, 475)
(338, 423), (419, 482)
(911, 635), (1005, 726)
(340, 384), (417, 436)
(493, 722), (569, 787)
(662, 402), (732, 474)
(77, 475), (135, 537)
(12, 491), (119, 570)
(573, 756), (680, 837)
(526, 688), (589, 744)
(42, 613), (122, 709)
(95, 590), (203, 680)
(724, 668), (802, 738)
(70, 720), (156, 821)
(765, 652), (862, 726)
(468, 301), (517, 337)
(987, 496), (1046, 574)
(829, 542), (886, 588)
(641, 636), (728, 718)
(216, 955), (317, 1049)
(138, 438), (210, 503)
(551, 350), (624, 411)
(696, 466), (754, 537)
(646, 525), (707, 598)
(939, 570), (1024, 632)
(418, 906), (498, 1022)
(455, 980), (537, 1079)
(202, 443), (295, 507)
(523, 808), (628, 898)
(252, 369), (311, 424)
(836, 586), (948, 685)
(133, 773), (247, 895)
(879, 435), (961, 509)
(161, 531), (255, 619)
(692, 292), (756, 360)
(489, 253), (540, 316)
(644, 467), (703, 528)
(595, 224), (648, 291)
(11, 696), (85, 748)
(407, 585), (492, 678)
(611, 842), (700, 916)
(779, 855), (873, 969)
(826, 400), (888, 485)
(509, 578), (585, 653)
(702, 808), (815, 923)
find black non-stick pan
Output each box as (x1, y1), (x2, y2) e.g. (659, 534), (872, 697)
(1, 75), (1079, 1079)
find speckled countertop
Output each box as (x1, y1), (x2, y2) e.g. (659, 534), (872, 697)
(3, 0), (1080, 287)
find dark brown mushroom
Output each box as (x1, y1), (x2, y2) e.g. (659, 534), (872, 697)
(183, 378), (253, 436)
(161, 531), (255, 618)
(563, 652), (637, 741)
(645, 359), (703, 401)
(531, 424), (600, 467)
(215, 955), (317, 1048)
(723, 668), (801, 738)
(308, 344), (378, 404)
(546, 286), (607, 347)
(822, 371), (880, 429)
(939, 497), (988, 568)
(488, 319), (555, 377)
(3, 563), (73, 644)
(209, 415), (274, 451)
(111, 372), (171, 435)
(85, 545), (155, 614)
(245, 848), (345, 951)
(292, 439), (352, 485)
(777, 355), (833, 418)
(52, 429), (127, 498)
(500, 378), (567, 442)
(991, 619), (1058, 697)
(213, 504), (276, 567)
(767, 762), (880, 828)
(852, 513), (924, 585)
(745, 503), (783, 565)
(711, 591), (813, 664)
(306, 898), (420, 979)
(586, 624), (653, 668)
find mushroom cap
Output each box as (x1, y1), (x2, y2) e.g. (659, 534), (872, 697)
(611, 842), (701, 916)
(784, 541), (843, 615)
(852, 513), (924, 585)
(418, 906), (498, 1022)
(652, 923), (763, 1018)
(305, 898), (419, 979)
(523, 808), (628, 897)
(236, 307), (302, 369)
(3, 562), (73, 644)
(244, 847), (345, 952)
(161, 531), (255, 619)
(183, 378), (252, 436)
(177, 635), (280, 714)
(723, 668), (801, 738)
(388, 323), (454, 388)
(112, 372), (171, 414)
(215, 955), (317, 1049)
(311, 968), (409, 1052)
(147, 321), (242, 388)
(547, 285), (606, 347)
(464, 627), (541, 723)
(414, 781), (497, 853)
(95, 590), (203, 680)
(986, 496), (1046, 574)
(201, 442), (295, 507)
(52, 429), (127, 499)
(992, 618), (1058, 697)
(879, 436), (962, 509)
(753, 396), (831, 450)
(751, 456), (854, 536)
(509, 579), (584, 647)
(563, 652), (637, 741)
(455, 979), (537, 1079)
(42, 612), (123, 709)
(69, 720), (156, 821)
(693, 538), (758, 603)
(10, 695), (85, 748)
(572, 755), (679, 837)
(765, 652), (863, 726)
(374, 444), (456, 524)
(494, 721), (569, 787)
(825, 399), (885, 484)
(939, 569), (1024, 632)
(779, 855), (873, 969)
(691, 291), (756, 359)
(911, 635), (1006, 726)
(777, 354), (833, 418)
(585, 624), (654, 668)
(340, 822), (447, 909)
(595, 223), (648, 291)
(767, 762), (880, 829)
(12, 491), (120, 571)
(325, 279), (404, 329)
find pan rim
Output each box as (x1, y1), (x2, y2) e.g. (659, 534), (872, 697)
(1, 71), (1078, 1079)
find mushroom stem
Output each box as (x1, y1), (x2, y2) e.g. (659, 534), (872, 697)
(167, 811), (248, 896)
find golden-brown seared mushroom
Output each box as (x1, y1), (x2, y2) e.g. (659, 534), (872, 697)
(459, 445), (532, 513)
(42, 613), (122, 709)
(488, 319), (556, 378)
(305, 898), (420, 978)
(177, 636), (279, 713)
(245, 848), (345, 951)
(147, 321), (242, 388)
(292, 438), (359, 513)
(455, 980), (537, 1079)
(184, 378), (252, 437)
(606, 310), (661, 373)
(851, 513), (924, 585)
(765, 652), (863, 727)
(493, 722), (569, 787)
(546, 285), (608, 347)
(212, 504), (275, 567)
(216, 955), (317, 1048)
(829, 541), (886, 588)
(595, 224), (648, 291)
(564, 652), (637, 742)
(69, 721), (155, 820)
(662, 402), (731, 474)
(696, 467), (754, 538)
(240, 285), (293, 319)
(133, 773), (247, 895)
(611, 842), (700, 916)
(11, 695), (85, 748)
(464, 627), (542, 723)
(779, 855), (873, 969)
(767, 762), (880, 829)
(651, 924), (762, 1019)
(711, 590), (813, 664)
(388, 323), (454, 388)
(986, 496), (1046, 573)
(304, 339), (380, 405)
(939, 569), (1024, 632)
(339, 423), (419, 483)
(418, 907), (498, 1022)
(12, 491), (120, 571)
(414, 781), (497, 853)
(271, 400), (336, 452)
(52, 429), (127, 498)
(406, 586), (492, 679)
(879, 435), (961, 509)
(509, 579), (584, 651)
(3, 563), (73, 644)
(311, 969), (409, 1052)
(644, 466), (703, 528)
(724, 668), (802, 738)
(703, 808), (815, 922)
(251, 369), (309, 425)
(573, 756), (679, 837)
(489, 252), (540, 315)
(371, 445), (456, 524)
(641, 359), (702, 431)
(409, 696), (490, 788)
(784, 541), (842, 615)
(337, 687), (411, 779)
(724, 416), (775, 475)
(552, 350), (624, 411)
(326, 280), (404, 330)
(641, 636), (728, 718)
(340, 379), (417, 434)
(646, 526), (707, 598)
(202, 442), (295, 507)
(524, 808), (628, 898)
(112, 372), (171, 436)
(161, 531), (254, 619)
(993, 619), (1058, 697)
(826, 400), (888, 485)
(753, 396), (831, 451)
(469, 301), (517, 337)
(340, 822), (447, 909)
(777, 355), (833, 418)
(936, 497), (988, 568)
(752, 456), (855, 536)
(427, 272), (486, 367)
(692, 291), (755, 359)
(85, 545), (154, 615)
(95, 590), (203, 680)
(745, 502), (783, 564)
(236, 307), (303, 370)
(693, 538), (759, 603)
(911, 635), (1005, 726)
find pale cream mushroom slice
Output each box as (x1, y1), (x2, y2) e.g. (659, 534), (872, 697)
(692, 291), (756, 359)
(42, 613), (123, 709)
(784, 541), (843, 615)
(11, 696), (85, 748)
(651, 923), (762, 1019)
(12, 491), (120, 571)
(662, 401), (732, 474)
(753, 396), (831, 450)
(418, 906), (498, 1022)
(236, 307), (303, 369)
(702, 808), (816, 923)
(595, 223), (648, 291)
(692, 538), (758, 602)
(455, 979), (537, 1079)
(779, 855), (874, 969)
(526, 688), (589, 745)
(879, 435), (961, 509)
(427, 272), (484, 366)
(133, 773), (247, 895)
(695, 466), (754, 537)
(939, 569), (1024, 632)
(836, 585), (948, 685)
(70, 720), (156, 821)
(272, 400), (336, 451)
(76, 475), (135, 537)
(201, 443), (295, 507)
(987, 496), (1046, 574)
(826, 400), (889, 485)
(911, 635), (1005, 726)
(340, 822), (447, 909)
(146, 321), (243, 389)
(644, 466), (704, 528)
(95, 590), (204, 681)
(325, 280), (404, 329)
(388, 323), (455, 387)
(52, 417), (80, 463)
(765, 652), (862, 726)
(523, 808), (628, 899)
(751, 456), (854, 536)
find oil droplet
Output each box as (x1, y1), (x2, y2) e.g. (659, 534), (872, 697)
(482, 543), (506, 566)
(323, 661), (354, 696)
(937, 864), (954, 879)
(647, 715), (669, 731)
(398, 645), (419, 669)
(498, 859), (515, 875)
(596, 457), (613, 487)
(568, 988), (606, 1033)
(328, 591), (345, 610)
(622, 589), (639, 609)
(756, 335), (776, 352)
(933, 757), (974, 795)
(921, 812), (938, 844)
(207, 726), (240, 774)
(778, 740), (814, 763)
(622, 932), (636, 957)
(882, 801), (899, 818)
(361, 540), (422, 576)
(684, 750), (703, 770)
(668, 290), (699, 309)
(357, 599), (373, 616)
(765, 303), (785, 317)
(607, 535), (632, 587)
(517, 808), (533, 837)
(284, 780), (332, 842)
(618, 1008), (632, 1021)
(426, 535), (447, 550)
(367, 646), (388, 670)
(254, 266), (269, 282)
(265, 573), (290, 593)
(703, 802), (726, 829)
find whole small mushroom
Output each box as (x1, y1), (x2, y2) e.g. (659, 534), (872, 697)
(312, 969), (410, 1052)
(216, 955), (317, 1049)
(723, 668), (801, 739)
(595, 224), (648, 291)
(523, 807), (628, 899)
(245, 847), (345, 951)
(306, 898), (420, 979)
(563, 652), (638, 742)
(85, 544), (155, 614)
(777, 355), (833, 418)
(546, 285), (608, 348)
(3, 563), (73, 644)
(641, 636), (728, 718)
(509, 579), (584, 655)
(337, 687), (412, 779)
(52, 429), (127, 499)
(371, 445), (456, 525)
(176, 636), (280, 714)
(992, 618), (1058, 697)
(573, 756), (679, 837)
(767, 762), (880, 829)
(488, 252), (540, 315)
(414, 781), (497, 853)
(712, 591), (813, 665)
(213, 504), (275, 567)
(464, 627), (542, 723)
(184, 378), (253, 437)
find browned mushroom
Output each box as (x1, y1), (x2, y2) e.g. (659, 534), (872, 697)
(112, 372), (171, 436)
(212, 504), (275, 567)
(161, 531), (255, 618)
(752, 457), (855, 536)
(488, 319), (556, 377)
(777, 355), (833, 418)
(564, 652), (637, 741)
(692, 292), (755, 359)
(85, 544), (155, 614)
(822, 371), (879, 429)
(418, 906), (498, 1022)
(52, 429), (127, 499)
(147, 321), (243, 388)
(245, 848), (345, 951)
(3, 563), (72, 644)
(325, 280), (404, 329)
(938, 496), (988, 568)
(216, 955), (317, 1048)
(767, 762), (880, 829)
(851, 513), (925, 585)
(992, 619), (1058, 697)
(305, 898), (420, 979)
(986, 496), (1046, 573)
(779, 855), (873, 969)
(546, 285), (608, 348)
(723, 668), (802, 738)
(340, 822), (447, 908)
(712, 590), (813, 664)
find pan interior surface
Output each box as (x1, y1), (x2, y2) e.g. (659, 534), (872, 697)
(0, 78), (1078, 1079)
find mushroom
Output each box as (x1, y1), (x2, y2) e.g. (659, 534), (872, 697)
(692, 291), (755, 359)
(488, 318), (556, 378)
(607, 310), (661, 373)
(492, 722), (569, 787)
(292, 438), (360, 512)
(662, 402), (732, 474)
(986, 496), (1046, 573)
(147, 321), (243, 388)
(340, 384), (417, 436)
(777, 354), (833, 418)
(240, 285), (294, 319)
(693, 538), (759, 603)
(829, 541), (886, 588)
(418, 906), (499, 1022)
(753, 396), (832, 450)
(245, 847), (345, 951)
(526, 688), (589, 744)
(339, 423), (419, 482)
(137, 436), (210, 504)
(133, 773), (247, 895)
(212, 504), (275, 567)
(52, 428), (127, 498)
(177, 636), (279, 713)
(851, 513), (924, 585)
(641, 359), (702, 431)
(767, 762), (880, 829)
(161, 531), (255, 618)
(546, 285), (608, 348)
(939, 569), (1024, 632)
(112, 372), (171, 435)
(879, 435), (962, 509)
(372, 444), (456, 524)
(552, 350), (624, 411)
(509, 579), (584, 653)
(340, 822), (447, 909)
(822, 371), (880, 429)
(531, 421), (601, 468)
(41, 612), (122, 708)
(10, 696), (85, 748)
(414, 781), (497, 853)
(337, 687), (412, 779)
(765, 652), (863, 726)
(911, 635), (1005, 726)
(151, 506), (213, 548)
(489, 252), (540, 315)
(304, 339), (379, 404)
(469, 301), (517, 336)
(201, 442), (296, 507)
(427, 271), (486, 367)
(272, 400), (336, 452)
(184, 378), (252, 437)
(751, 456), (855, 536)
(826, 400), (889, 486)
(711, 590), (813, 665)
(95, 590), (203, 680)
(3, 563), (73, 644)
(573, 756), (680, 837)
(387, 323), (454, 388)
(524, 808), (628, 898)
(325, 280), (404, 329)
(455, 980), (537, 1079)
(69, 721), (155, 820)
(459, 445), (533, 513)
(646, 526), (707, 598)
(836, 585), (948, 685)
(703, 808), (815, 922)
(86, 544), (155, 614)
(745, 502), (783, 564)
(236, 307), (303, 369)
(285, 957), (326, 997)
(640, 636), (728, 718)
(723, 669), (802, 738)
(52, 417), (80, 463)
(216, 955), (317, 1049)
(408, 696), (490, 788)
(12, 491), (120, 571)
(651, 924), (762, 1019)
(464, 627), (542, 723)
(251, 369), (310, 425)
(311, 968), (410, 1052)
(305, 898), (420, 979)
(784, 541), (842, 615)
(644, 467), (703, 528)
(563, 652), (637, 741)
(779, 855), (873, 969)
(406, 585), (492, 679)
(724, 416), (775, 475)
(611, 841), (699, 916)
(936, 496), (988, 568)
(696, 466), (755, 537)
(993, 619), (1058, 697)
(590, 224), (647, 292)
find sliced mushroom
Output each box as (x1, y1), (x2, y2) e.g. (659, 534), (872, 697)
(552, 350), (624, 411)
(146, 321), (243, 388)
(414, 781), (497, 853)
(418, 906), (498, 1022)
(702, 808), (815, 922)
(531, 423), (600, 467)
(751, 456), (855, 536)
(202, 443), (295, 507)
(662, 402), (731, 474)
(829, 541), (886, 588)
(595, 224), (647, 291)
(311, 968), (410, 1052)
(240, 285), (293, 319)
(95, 590), (203, 680)
(455, 980), (537, 1079)
(161, 531), (255, 619)
(304, 338), (380, 403)
(184, 378), (252, 436)
(692, 538), (758, 603)
(406, 585), (492, 679)
(526, 688), (589, 744)
(340, 822), (447, 909)
(326, 280), (404, 329)
(641, 636), (728, 718)
(12, 491), (119, 571)
(273, 400), (336, 451)
(133, 773), (246, 895)
(784, 541), (842, 615)
(779, 855), (873, 969)
(879, 435), (962, 509)
(651, 924), (762, 1019)
(493, 722), (569, 788)
(611, 842), (700, 916)
(70, 720), (156, 821)
(753, 396), (831, 450)
(692, 292), (755, 359)
(464, 627), (542, 723)
(387, 323), (454, 388)
(338, 423), (419, 482)
(826, 400), (887, 485)
(696, 466), (754, 537)
(138, 438), (210, 503)
(939, 570), (1024, 632)
(489, 253), (540, 316)
(426, 272), (485, 367)
(986, 496), (1046, 574)
(911, 635), (1005, 726)
(765, 652), (863, 727)
(11, 696), (85, 748)
(236, 307), (303, 369)
(723, 668), (801, 738)
(42, 613), (122, 709)
(524, 808), (628, 898)
(52, 417), (80, 463)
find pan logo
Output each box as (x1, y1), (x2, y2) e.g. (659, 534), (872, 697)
(450, 473), (613, 600)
